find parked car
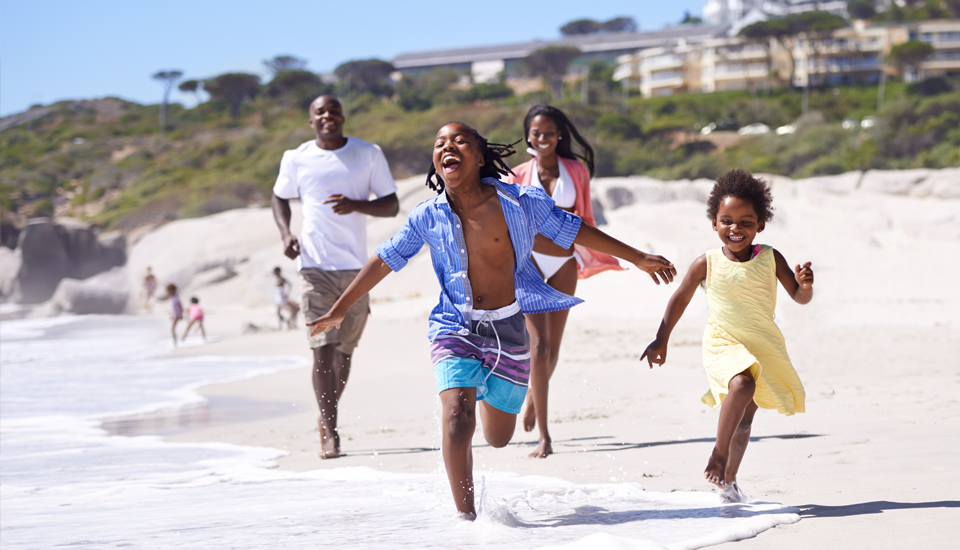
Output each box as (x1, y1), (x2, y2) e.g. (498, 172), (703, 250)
(775, 124), (796, 135)
(842, 119), (858, 130)
(700, 119), (740, 135)
(861, 116), (877, 129)
(738, 123), (771, 136)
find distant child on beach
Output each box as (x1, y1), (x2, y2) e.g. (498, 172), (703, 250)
(182, 297), (206, 342)
(143, 267), (157, 312)
(273, 267), (300, 329)
(167, 283), (182, 346)
(641, 169), (814, 504)
(307, 122), (675, 519)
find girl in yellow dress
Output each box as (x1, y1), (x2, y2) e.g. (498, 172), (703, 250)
(641, 169), (815, 503)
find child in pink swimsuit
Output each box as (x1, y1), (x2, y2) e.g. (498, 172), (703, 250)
(181, 297), (206, 342)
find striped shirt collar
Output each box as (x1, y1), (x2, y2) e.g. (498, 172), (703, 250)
(435, 177), (520, 208)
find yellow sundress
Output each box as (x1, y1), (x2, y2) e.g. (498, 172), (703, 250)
(701, 245), (805, 415)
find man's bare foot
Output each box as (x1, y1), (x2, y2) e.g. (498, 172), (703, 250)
(521, 401), (536, 432)
(704, 449), (726, 488)
(317, 416), (340, 459)
(527, 438), (553, 458)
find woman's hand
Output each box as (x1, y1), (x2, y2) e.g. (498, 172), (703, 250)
(633, 252), (677, 285)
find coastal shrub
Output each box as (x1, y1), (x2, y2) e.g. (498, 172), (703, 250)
(596, 114), (641, 140)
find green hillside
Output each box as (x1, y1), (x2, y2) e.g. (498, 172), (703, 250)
(1, 82), (957, 232)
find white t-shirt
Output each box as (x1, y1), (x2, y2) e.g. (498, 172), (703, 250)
(273, 138), (397, 271)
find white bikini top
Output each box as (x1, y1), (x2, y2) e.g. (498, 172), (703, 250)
(530, 158), (577, 209)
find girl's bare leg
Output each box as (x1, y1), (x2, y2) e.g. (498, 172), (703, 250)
(181, 320), (195, 341)
(171, 319), (180, 346)
(522, 259), (576, 458)
(198, 320), (206, 341)
(705, 371), (756, 488)
(439, 387), (478, 518)
(725, 400), (759, 485)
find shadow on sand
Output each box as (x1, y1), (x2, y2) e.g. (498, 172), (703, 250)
(501, 501), (795, 529)
(342, 433), (822, 458)
(800, 500), (960, 518)
(519, 433), (823, 455)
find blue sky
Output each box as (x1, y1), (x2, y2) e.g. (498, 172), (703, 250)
(1, 0), (705, 116)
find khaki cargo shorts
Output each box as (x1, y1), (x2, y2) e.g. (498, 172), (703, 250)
(299, 268), (369, 355)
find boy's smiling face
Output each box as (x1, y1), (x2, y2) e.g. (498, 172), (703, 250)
(712, 195), (764, 258)
(433, 123), (484, 190)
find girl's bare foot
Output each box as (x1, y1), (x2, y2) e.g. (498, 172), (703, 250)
(720, 480), (749, 504)
(527, 438), (553, 458)
(317, 416), (340, 459)
(521, 400), (536, 433)
(704, 449), (726, 488)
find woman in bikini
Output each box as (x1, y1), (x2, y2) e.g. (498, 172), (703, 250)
(506, 105), (624, 458)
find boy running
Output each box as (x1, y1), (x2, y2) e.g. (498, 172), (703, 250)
(307, 122), (675, 519)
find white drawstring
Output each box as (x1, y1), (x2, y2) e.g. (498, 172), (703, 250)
(477, 310), (502, 388)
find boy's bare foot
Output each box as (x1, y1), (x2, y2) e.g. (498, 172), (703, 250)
(527, 438), (553, 458)
(316, 416), (340, 459)
(704, 449), (726, 488)
(521, 401), (536, 432)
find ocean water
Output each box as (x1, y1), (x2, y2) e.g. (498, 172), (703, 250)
(0, 315), (799, 549)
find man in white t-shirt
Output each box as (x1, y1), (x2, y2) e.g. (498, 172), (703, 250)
(271, 95), (399, 459)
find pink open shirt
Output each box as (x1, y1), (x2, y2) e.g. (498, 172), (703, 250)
(506, 157), (624, 279)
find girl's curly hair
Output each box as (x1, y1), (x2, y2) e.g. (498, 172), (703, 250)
(707, 169), (775, 223)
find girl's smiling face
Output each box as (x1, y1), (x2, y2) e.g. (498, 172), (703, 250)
(527, 115), (559, 157)
(713, 195), (764, 260)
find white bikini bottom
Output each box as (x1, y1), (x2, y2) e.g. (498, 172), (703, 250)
(531, 251), (582, 280)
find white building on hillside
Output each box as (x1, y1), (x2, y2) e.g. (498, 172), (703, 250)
(704, 0), (852, 35)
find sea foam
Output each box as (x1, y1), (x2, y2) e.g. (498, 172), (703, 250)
(0, 315), (798, 549)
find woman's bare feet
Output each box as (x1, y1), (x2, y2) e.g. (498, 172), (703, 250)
(704, 449), (726, 488)
(527, 438), (553, 458)
(317, 416), (340, 459)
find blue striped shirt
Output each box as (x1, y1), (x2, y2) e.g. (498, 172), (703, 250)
(376, 178), (583, 341)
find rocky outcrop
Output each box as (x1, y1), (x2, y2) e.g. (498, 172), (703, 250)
(33, 267), (129, 316)
(0, 247), (21, 297)
(13, 218), (127, 304)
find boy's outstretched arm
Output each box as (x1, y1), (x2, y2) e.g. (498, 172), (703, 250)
(641, 255), (707, 369)
(573, 224), (677, 285)
(772, 249), (814, 304)
(307, 255), (393, 336)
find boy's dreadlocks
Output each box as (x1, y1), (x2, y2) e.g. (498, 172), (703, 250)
(426, 122), (520, 194)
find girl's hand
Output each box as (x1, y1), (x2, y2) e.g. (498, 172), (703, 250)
(640, 339), (668, 369)
(794, 261), (814, 290)
(307, 312), (345, 337)
(633, 253), (677, 285)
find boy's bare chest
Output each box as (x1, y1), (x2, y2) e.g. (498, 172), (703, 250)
(459, 203), (514, 268)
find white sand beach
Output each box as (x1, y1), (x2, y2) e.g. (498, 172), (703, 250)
(5, 170), (957, 548)
(133, 170), (960, 548)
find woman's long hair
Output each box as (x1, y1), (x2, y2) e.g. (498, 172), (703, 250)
(523, 104), (595, 177)
(426, 123), (519, 194)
